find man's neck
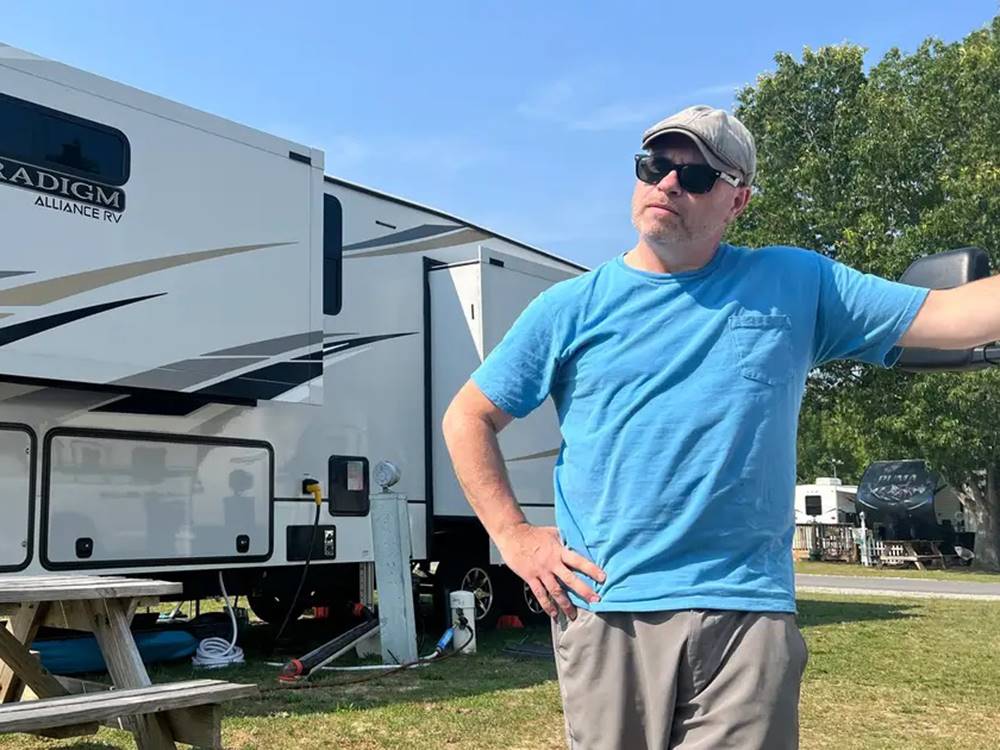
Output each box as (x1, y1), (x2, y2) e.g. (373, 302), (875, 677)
(624, 237), (722, 274)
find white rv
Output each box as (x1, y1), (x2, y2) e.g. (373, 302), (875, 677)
(0, 44), (579, 628)
(794, 477), (858, 525)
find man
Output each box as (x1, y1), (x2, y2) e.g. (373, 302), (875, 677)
(441, 104), (1000, 749)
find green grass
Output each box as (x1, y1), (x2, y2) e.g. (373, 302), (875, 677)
(796, 559), (1000, 584)
(4, 594), (1000, 749)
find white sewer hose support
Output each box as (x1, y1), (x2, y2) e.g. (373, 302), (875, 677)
(192, 571), (245, 669)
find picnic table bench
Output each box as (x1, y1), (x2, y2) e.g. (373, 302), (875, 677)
(0, 574), (257, 749)
(877, 540), (950, 570)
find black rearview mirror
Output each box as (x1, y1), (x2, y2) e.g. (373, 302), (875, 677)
(896, 247), (993, 372)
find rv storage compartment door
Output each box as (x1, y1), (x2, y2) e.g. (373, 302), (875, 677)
(479, 250), (572, 512)
(0, 425), (33, 571)
(42, 430), (272, 569)
(429, 263), (482, 519)
(429, 249), (574, 518)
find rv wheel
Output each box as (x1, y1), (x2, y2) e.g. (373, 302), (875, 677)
(247, 592), (306, 626)
(436, 557), (505, 631)
(517, 580), (551, 626)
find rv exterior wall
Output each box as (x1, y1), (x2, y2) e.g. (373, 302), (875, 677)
(0, 45), (581, 629)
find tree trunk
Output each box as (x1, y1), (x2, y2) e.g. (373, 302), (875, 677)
(968, 465), (1000, 572)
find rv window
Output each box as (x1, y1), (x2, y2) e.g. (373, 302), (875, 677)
(0, 93), (130, 186)
(804, 494), (822, 517)
(323, 194), (343, 315)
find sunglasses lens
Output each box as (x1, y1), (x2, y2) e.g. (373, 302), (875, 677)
(635, 155), (665, 184)
(676, 165), (718, 193)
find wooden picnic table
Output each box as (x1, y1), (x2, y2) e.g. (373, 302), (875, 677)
(877, 539), (951, 570)
(0, 574), (256, 749)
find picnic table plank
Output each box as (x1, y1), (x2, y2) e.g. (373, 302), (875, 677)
(83, 598), (176, 749)
(0, 576), (181, 603)
(0, 602), (47, 704)
(0, 597), (162, 625)
(0, 627), (66, 699)
(0, 680), (256, 735)
(0, 680), (237, 714)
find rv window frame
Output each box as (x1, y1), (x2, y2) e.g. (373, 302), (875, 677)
(0, 423), (37, 573)
(323, 193), (343, 315)
(0, 91), (131, 187)
(804, 494), (823, 518)
(39, 427), (274, 571)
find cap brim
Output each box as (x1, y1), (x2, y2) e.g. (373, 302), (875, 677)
(642, 127), (741, 181)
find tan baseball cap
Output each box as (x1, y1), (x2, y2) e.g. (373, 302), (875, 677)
(641, 105), (756, 186)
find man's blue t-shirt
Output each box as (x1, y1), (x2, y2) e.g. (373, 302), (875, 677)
(471, 244), (929, 613)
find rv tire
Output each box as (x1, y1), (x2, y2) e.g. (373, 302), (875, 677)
(247, 592), (306, 626)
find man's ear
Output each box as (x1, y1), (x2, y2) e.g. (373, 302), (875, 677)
(728, 186), (752, 221)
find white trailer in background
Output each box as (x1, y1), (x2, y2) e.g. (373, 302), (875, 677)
(794, 477), (859, 525)
(0, 43), (580, 628)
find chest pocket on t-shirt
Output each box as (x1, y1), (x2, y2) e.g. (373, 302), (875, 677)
(726, 313), (794, 386)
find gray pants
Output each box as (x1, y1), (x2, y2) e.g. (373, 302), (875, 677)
(552, 609), (808, 750)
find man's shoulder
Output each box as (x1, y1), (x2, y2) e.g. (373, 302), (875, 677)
(537, 258), (616, 309)
(727, 243), (827, 280)
(730, 243), (820, 266)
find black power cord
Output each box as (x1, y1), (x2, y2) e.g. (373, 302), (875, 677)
(272, 481), (324, 648)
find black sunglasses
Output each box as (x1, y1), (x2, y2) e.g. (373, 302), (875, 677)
(634, 154), (740, 194)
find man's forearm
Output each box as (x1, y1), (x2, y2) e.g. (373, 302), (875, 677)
(953, 275), (1000, 347)
(442, 410), (527, 541)
(902, 275), (1000, 349)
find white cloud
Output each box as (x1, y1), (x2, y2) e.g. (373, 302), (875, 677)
(518, 77), (743, 133)
(569, 102), (669, 132)
(516, 78), (578, 121)
(389, 135), (499, 175)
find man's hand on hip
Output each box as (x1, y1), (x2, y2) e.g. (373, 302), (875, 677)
(496, 522), (606, 620)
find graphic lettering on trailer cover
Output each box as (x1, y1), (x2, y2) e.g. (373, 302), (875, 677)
(0, 92), (129, 220)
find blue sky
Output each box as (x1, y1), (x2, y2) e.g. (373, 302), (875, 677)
(4, 1), (997, 267)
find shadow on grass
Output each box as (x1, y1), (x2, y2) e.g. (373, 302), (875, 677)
(797, 597), (920, 628)
(139, 619), (559, 722)
(59, 601), (922, 728)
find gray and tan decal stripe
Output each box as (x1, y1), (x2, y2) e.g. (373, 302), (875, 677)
(0, 272), (33, 314)
(0, 293), (164, 347)
(206, 331), (323, 356)
(194, 332), (418, 401)
(112, 357), (268, 391)
(345, 226), (488, 259)
(344, 224), (459, 251)
(114, 330), (324, 390)
(0, 242), (292, 305)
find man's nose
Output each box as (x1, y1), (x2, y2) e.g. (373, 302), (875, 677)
(656, 168), (683, 194)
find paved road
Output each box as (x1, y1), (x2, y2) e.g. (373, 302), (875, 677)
(796, 573), (1000, 601)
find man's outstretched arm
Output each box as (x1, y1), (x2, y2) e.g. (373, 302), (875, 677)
(442, 380), (605, 619)
(899, 276), (1000, 350)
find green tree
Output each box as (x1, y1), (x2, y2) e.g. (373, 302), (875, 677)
(729, 17), (1000, 568)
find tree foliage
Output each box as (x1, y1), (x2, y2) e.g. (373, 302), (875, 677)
(728, 17), (1000, 565)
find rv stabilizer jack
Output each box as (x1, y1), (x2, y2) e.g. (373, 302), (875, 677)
(278, 606), (379, 681)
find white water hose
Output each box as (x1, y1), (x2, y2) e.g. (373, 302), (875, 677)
(192, 571), (245, 668)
